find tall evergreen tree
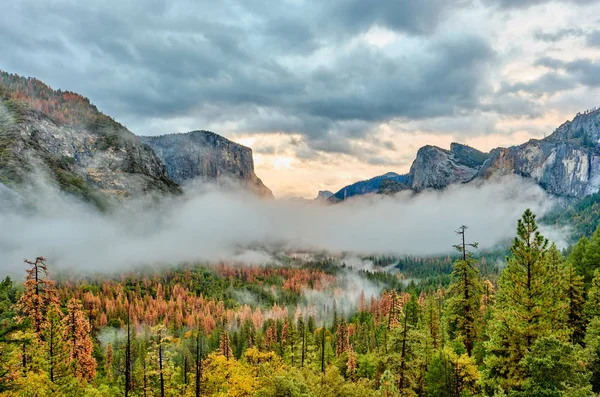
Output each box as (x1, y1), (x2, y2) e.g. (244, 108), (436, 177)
(582, 226), (600, 286)
(485, 209), (568, 392)
(42, 304), (69, 383)
(585, 269), (600, 319)
(16, 257), (58, 335)
(568, 235), (590, 283)
(63, 298), (97, 382)
(446, 225), (482, 356)
(564, 260), (586, 344)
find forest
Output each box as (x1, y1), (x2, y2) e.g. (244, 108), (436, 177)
(1, 209), (600, 396)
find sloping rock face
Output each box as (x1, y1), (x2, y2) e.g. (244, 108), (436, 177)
(410, 143), (488, 191)
(141, 131), (273, 198)
(477, 109), (600, 197)
(0, 100), (180, 208)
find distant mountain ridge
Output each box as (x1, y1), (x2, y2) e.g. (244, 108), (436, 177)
(329, 108), (600, 202)
(328, 172), (412, 202)
(329, 143), (488, 202)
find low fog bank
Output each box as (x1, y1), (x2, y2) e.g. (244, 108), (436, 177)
(0, 175), (563, 276)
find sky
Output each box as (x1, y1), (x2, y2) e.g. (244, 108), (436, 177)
(2, 0), (600, 198)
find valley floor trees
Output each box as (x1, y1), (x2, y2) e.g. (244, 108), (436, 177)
(2, 209), (600, 395)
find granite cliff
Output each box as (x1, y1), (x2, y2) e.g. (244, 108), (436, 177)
(140, 131), (273, 198)
(477, 108), (600, 197)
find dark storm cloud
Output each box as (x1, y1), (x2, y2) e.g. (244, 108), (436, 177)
(483, 0), (599, 8)
(321, 0), (470, 36)
(0, 0), (578, 155)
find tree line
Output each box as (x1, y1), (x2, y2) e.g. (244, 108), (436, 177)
(2, 209), (600, 395)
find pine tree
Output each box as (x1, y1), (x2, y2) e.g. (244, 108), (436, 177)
(195, 327), (204, 397)
(157, 328), (165, 397)
(219, 328), (232, 360)
(446, 225), (482, 356)
(42, 304), (69, 383)
(586, 269), (600, 319)
(346, 347), (357, 380)
(63, 298), (97, 381)
(485, 209), (568, 391)
(335, 317), (349, 356)
(125, 307), (133, 397)
(16, 257), (58, 334)
(582, 226), (600, 286)
(568, 236), (590, 283)
(105, 343), (114, 381)
(332, 300), (339, 334)
(564, 260), (586, 344)
(298, 316), (306, 367)
(379, 369), (399, 397)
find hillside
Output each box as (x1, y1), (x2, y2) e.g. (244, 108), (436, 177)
(0, 71), (273, 204)
(0, 97), (180, 208)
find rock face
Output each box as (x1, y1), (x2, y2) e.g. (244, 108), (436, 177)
(410, 143), (487, 191)
(328, 109), (600, 201)
(477, 109), (600, 197)
(141, 131), (273, 198)
(315, 190), (333, 200)
(0, 100), (180, 208)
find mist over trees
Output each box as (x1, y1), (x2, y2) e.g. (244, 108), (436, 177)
(1, 209), (600, 395)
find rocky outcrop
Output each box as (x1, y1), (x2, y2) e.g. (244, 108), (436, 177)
(315, 190), (333, 201)
(477, 109), (600, 197)
(141, 131), (273, 198)
(0, 99), (180, 208)
(410, 143), (487, 191)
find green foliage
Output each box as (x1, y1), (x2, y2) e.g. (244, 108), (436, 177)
(584, 317), (600, 393)
(425, 347), (480, 397)
(446, 257), (482, 356)
(356, 353), (377, 379)
(541, 192), (600, 242)
(255, 374), (315, 397)
(485, 210), (569, 392)
(517, 336), (592, 397)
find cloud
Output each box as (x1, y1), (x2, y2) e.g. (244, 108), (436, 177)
(2, 0), (599, 179)
(537, 57), (600, 87)
(587, 30), (600, 47)
(534, 28), (584, 42)
(499, 73), (576, 96)
(0, 0), (497, 154)
(0, 175), (560, 277)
